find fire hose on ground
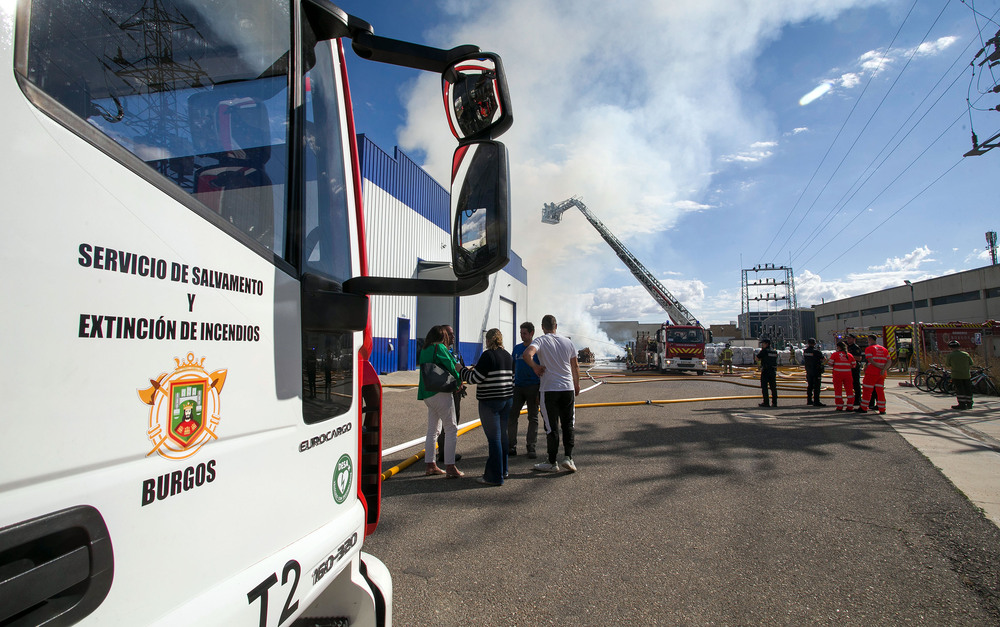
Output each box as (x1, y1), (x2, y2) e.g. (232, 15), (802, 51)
(377, 367), (906, 481)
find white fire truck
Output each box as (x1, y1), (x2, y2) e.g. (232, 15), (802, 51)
(0, 1), (512, 625)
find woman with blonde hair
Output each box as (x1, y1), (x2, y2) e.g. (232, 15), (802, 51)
(418, 325), (464, 478)
(461, 328), (514, 485)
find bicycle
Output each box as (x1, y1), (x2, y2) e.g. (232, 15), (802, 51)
(971, 366), (999, 396)
(914, 364), (945, 392)
(925, 368), (954, 395)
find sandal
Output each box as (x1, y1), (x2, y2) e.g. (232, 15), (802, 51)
(445, 465), (464, 479)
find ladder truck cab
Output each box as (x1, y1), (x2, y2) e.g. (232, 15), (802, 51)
(656, 323), (710, 375)
(0, 1), (512, 625)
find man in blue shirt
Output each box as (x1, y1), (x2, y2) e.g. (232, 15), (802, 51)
(508, 322), (541, 458)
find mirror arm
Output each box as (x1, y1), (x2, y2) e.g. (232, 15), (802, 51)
(302, 0), (367, 40)
(343, 275), (489, 297)
(301, 273), (369, 332)
(351, 32), (480, 73)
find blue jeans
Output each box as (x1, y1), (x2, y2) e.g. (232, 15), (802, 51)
(478, 398), (512, 484)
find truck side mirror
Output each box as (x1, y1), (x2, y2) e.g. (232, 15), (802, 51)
(451, 141), (509, 278)
(442, 53), (512, 142)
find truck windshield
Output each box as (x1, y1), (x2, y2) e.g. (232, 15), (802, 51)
(25, 0), (292, 254)
(25, 0), (357, 422)
(667, 329), (704, 343)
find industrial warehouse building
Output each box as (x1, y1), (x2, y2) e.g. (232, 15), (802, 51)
(737, 309), (817, 344)
(813, 264), (1000, 356)
(357, 135), (528, 374)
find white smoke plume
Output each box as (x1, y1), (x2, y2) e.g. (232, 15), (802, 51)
(396, 0), (883, 350)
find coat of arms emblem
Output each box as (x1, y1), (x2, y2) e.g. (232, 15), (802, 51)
(139, 353), (227, 460)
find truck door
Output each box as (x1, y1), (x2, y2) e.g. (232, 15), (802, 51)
(2, 1), (369, 623)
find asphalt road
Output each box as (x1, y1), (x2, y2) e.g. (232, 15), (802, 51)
(365, 376), (1000, 626)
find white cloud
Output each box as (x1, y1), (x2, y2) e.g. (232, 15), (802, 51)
(673, 199), (713, 212)
(796, 246), (938, 305)
(838, 72), (861, 89)
(789, 127), (809, 135)
(720, 140), (778, 163)
(798, 31), (946, 102)
(914, 36), (957, 56)
(858, 49), (887, 73)
(867, 245), (933, 272)
(818, 34), (958, 98)
(799, 82), (833, 105)
(965, 249), (994, 264)
(586, 278), (709, 323)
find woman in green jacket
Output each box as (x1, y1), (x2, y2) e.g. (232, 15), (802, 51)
(419, 325), (464, 477)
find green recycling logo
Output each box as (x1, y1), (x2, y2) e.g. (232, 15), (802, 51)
(333, 454), (353, 504)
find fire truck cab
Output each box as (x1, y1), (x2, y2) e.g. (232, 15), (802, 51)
(656, 324), (709, 374)
(0, 1), (512, 625)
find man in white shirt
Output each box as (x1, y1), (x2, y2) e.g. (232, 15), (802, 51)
(522, 314), (580, 472)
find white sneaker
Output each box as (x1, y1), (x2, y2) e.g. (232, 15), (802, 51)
(533, 461), (560, 472)
(559, 458), (577, 472)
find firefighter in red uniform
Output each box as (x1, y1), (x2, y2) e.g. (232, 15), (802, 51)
(858, 334), (890, 414)
(828, 341), (857, 411)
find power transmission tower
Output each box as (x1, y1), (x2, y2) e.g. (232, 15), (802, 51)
(108, 0), (209, 187)
(740, 264), (799, 344)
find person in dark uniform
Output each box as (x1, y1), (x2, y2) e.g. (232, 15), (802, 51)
(845, 334), (864, 410)
(755, 338), (779, 407)
(802, 338), (826, 406)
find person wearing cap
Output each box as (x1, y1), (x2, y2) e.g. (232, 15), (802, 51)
(844, 334), (864, 410)
(802, 338), (826, 406)
(858, 334), (890, 414)
(945, 340), (975, 410)
(755, 338), (779, 407)
(828, 341), (857, 411)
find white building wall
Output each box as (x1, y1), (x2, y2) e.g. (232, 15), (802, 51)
(363, 178), (450, 345)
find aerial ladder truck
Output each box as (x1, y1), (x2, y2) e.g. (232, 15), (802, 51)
(542, 198), (710, 374)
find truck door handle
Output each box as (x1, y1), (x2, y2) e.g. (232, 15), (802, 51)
(0, 505), (114, 625)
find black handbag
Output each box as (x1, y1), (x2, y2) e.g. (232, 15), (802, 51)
(420, 361), (459, 393)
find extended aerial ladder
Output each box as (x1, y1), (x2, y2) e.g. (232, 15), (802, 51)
(542, 197), (699, 325)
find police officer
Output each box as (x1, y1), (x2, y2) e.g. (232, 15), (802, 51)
(802, 338), (826, 406)
(756, 338), (779, 407)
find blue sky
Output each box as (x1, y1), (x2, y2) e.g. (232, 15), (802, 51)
(336, 0), (1000, 346)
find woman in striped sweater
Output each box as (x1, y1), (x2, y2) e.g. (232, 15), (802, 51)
(461, 328), (514, 486)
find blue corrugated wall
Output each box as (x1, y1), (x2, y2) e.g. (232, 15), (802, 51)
(357, 134), (450, 232)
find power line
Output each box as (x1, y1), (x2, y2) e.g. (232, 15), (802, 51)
(789, 11), (985, 263)
(814, 156), (966, 275)
(799, 107), (967, 269)
(783, 3), (998, 270)
(759, 0), (920, 262)
(790, 70), (966, 265)
(775, 0), (952, 262)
